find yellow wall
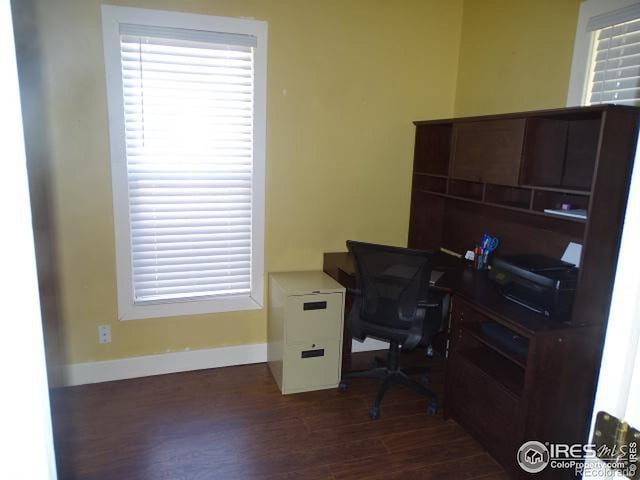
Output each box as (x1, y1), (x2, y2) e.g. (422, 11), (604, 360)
(18, 0), (584, 368)
(454, 0), (580, 117)
(18, 0), (463, 365)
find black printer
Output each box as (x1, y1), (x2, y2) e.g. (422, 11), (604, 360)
(488, 254), (578, 322)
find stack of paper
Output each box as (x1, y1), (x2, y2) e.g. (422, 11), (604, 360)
(543, 208), (587, 220)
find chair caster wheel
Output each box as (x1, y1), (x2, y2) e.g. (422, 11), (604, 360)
(427, 402), (438, 415)
(369, 406), (380, 420)
(338, 381), (347, 391)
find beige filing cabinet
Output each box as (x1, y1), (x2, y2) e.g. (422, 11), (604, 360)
(268, 271), (345, 394)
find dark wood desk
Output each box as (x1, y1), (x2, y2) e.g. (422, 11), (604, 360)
(325, 106), (639, 478)
(324, 250), (603, 479)
(324, 250), (578, 334)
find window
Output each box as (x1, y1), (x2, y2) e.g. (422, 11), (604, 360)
(587, 16), (640, 105)
(101, 6), (267, 320)
(568, 1), (640, 106)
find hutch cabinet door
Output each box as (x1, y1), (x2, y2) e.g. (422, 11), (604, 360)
(450, 119), (526, 186)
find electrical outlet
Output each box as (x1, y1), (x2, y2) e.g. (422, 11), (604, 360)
(98, 325), (111, 344)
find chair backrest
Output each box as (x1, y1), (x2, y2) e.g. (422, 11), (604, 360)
(347, 240), (432, 331)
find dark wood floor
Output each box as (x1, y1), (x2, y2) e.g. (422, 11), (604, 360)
(51, 350), (508, 479)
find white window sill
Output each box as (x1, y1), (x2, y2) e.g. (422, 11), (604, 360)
(118, 294), (264, 321)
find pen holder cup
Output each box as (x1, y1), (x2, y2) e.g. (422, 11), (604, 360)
(474, 250), (490, 271)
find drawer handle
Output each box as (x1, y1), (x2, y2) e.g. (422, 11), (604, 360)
(301, 349), (325, 358)
(303, 301), (327, 311)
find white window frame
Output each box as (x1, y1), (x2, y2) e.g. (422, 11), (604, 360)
(101, 5), (267, 320)
(567, 0), (640, 106)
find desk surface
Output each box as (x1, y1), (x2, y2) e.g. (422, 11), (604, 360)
(323, 251), (583, 337)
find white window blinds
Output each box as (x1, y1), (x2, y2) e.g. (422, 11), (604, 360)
(119, 24), (256, 304)
(588, 12), (640, 106)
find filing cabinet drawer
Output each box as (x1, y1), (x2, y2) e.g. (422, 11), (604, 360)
(285, 293), (343, 344)
(283, 340), (341, 393)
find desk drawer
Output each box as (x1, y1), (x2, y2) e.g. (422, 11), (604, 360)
(451, 297), (486, 325)
(450, 297), (491, 349)
(446, 353), (522, 474)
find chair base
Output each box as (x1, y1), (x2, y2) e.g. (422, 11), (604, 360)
(339, 342), (438, 420)
(370, 355), (432, 384)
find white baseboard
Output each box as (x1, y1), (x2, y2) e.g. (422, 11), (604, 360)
(351, 338), (389, 352)
(61, 339), (389, 387)
(62, 343), (267, 387)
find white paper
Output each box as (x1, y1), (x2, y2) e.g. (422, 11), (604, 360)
(544, 208), (587, 219)
(562, 242), (582, 267)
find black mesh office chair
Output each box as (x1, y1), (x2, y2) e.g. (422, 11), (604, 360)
(339, 240), (449, 420)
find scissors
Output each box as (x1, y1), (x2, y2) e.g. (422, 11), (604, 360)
(481, 234), (499, 253)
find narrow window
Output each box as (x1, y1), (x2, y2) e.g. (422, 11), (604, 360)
(102, 6), (267, 319)
(587, 17), (640, 105)
(568, 1), (640, 107)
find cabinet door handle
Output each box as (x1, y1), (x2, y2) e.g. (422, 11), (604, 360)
(303, 301), (327, 311)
